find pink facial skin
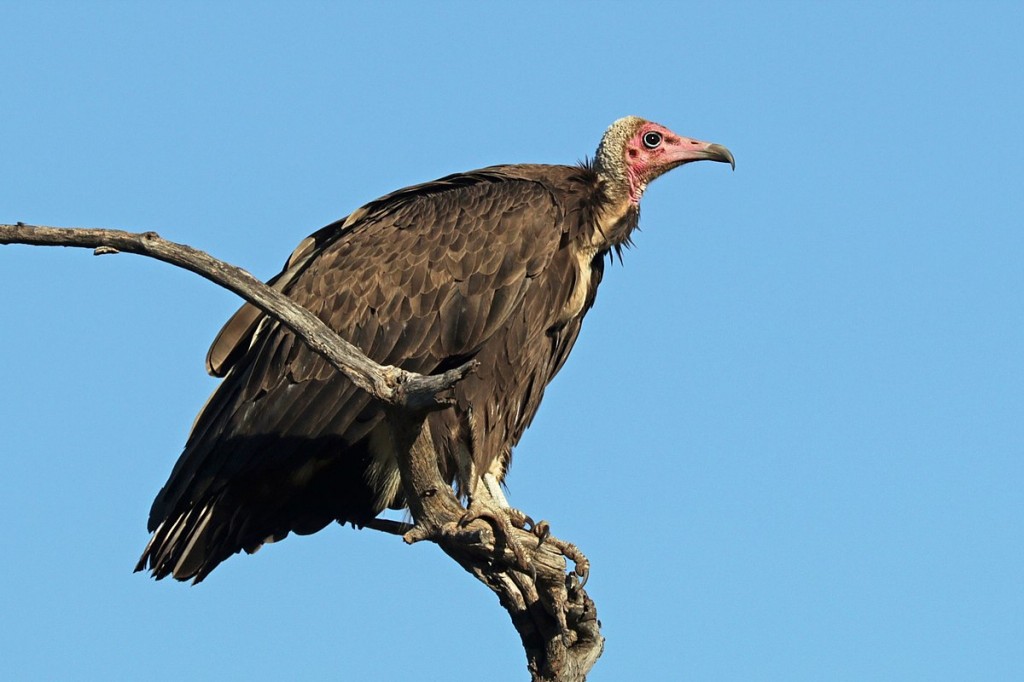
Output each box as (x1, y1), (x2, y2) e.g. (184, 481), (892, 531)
(623, 122), (734, 203)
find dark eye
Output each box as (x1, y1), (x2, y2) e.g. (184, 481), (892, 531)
(642, 131), (662, 149)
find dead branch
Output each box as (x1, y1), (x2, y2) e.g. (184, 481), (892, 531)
(0, 221), (603, 681)
(0, 223), (474, 411)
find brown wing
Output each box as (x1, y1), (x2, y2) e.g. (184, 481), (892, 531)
(138, 167), (578, 582)
(205, 218), (347, 377)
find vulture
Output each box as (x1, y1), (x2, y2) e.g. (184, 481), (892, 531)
(137, 116), (734, 582)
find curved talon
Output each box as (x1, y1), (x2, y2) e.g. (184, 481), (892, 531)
(525, 556), (538, 583)
(542, 533), (590, 589)
(576, 565), (590, 589)
(568, 547), (590, 589)
(533, 520), (551, 548)
(502, 507), (534, 531)
(520, 513), (535, 531)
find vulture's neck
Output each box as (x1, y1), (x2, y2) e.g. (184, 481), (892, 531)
(589, 126), (645, 250)
(590, 163), (640, 251)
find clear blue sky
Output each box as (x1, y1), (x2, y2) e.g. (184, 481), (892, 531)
(2, 3), (1022, 680)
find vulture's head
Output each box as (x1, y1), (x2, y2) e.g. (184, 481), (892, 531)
(594, 116), (734, 204)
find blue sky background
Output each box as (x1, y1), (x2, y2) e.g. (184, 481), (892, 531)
(2, 2), (1022, 680)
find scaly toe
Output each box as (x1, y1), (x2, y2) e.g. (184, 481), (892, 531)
(459, 499), (536, 578)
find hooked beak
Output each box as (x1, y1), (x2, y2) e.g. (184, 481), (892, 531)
(701, 143), (735, 170)
(667, 138), (735, 171)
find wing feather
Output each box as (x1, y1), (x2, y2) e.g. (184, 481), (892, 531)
(140, 166), (585, 581)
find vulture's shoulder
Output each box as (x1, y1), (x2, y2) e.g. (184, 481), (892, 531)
(206, 164), (599, 377)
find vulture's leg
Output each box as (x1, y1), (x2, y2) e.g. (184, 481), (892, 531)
(482, 474), (535, 527)
(459, 476), (591, 586)
(481, 473), (509, 507)
(460, 474), (537, 576)
(482, 473), (590, 587)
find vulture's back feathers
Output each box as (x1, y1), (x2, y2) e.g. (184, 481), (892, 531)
(138, 163), (619, 582)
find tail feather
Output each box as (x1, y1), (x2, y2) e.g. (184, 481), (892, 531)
(137, 430), (394, 583)
(135, 500), (232, 583)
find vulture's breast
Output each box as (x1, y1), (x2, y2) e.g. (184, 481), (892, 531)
(558, 245), (599, 326)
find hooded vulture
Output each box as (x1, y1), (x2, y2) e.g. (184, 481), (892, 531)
(137, 116), (734, 582)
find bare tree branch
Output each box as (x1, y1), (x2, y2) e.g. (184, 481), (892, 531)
(0, 221), (604, 681)
(0, 223), (475, 411)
